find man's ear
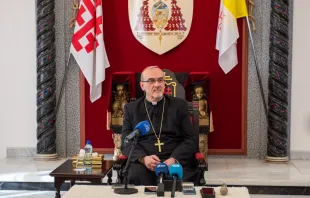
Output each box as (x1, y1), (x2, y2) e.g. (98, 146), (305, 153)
(140, 82), (144, 91)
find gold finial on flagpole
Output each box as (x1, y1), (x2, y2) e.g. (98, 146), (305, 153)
(69, 0), (79, 28)
(248, 0), (256, 31)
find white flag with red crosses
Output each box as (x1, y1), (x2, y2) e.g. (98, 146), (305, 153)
(70, 0), (110, 102)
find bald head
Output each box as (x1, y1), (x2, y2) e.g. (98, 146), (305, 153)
(141, 66), (164, 81)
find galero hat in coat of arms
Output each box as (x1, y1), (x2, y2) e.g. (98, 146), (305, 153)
(129, 0), (193, 55)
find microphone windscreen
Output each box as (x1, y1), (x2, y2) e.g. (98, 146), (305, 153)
(169, 164), (183, 179)
(155, 163), (169, 176)
(134, 120), (150, 135)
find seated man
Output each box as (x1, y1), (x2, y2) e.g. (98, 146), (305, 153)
(121, 66), (197, 185)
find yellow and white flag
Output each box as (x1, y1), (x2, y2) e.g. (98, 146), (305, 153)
(216, 0), (248, 74)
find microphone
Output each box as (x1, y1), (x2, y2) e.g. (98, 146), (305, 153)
(169, 164), (183, 179)
(155, 163), (169, 197)
(124, 121), (150, 143)
(169, 164), (183, 198)
(155, 162), (169, 183)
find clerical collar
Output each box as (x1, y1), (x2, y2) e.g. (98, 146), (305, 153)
(145, 96), (164, 106)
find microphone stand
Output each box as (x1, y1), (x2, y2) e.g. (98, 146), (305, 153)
(171, 175), (177, 197)
(114, 134), (138, 195)
(157, 173), (165, 196)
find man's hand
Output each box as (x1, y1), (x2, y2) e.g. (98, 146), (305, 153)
(163, 157), (176, 167)
(141, 155), (160, 171)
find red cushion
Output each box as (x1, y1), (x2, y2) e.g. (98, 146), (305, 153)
(119, 155), (127, 160)
(195, 152), (204, 160)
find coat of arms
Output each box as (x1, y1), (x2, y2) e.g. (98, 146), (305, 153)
(129, 0), (193, 55)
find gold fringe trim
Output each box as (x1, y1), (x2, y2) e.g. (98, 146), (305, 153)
(69, 0), (79, 28)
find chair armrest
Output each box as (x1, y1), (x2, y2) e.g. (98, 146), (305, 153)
(112, 155), (127, 171)
(112, 155), (128, 184)
(195, 152), (208, 171)
(195, 152), (207, 186)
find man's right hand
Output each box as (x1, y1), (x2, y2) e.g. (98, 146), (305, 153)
(141, 155), (160, 171)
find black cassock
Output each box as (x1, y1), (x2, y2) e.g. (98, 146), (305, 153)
(121, 95), (198, 185)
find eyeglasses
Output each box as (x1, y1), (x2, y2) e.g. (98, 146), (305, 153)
(141, 77), (165, 84)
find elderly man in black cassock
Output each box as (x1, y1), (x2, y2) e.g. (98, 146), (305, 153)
(121, 66), (197, 185)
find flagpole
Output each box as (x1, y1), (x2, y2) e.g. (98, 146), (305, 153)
(55, 53), (72, 158)
(55, 53), (72, 115)
(245, 16), (268, 117)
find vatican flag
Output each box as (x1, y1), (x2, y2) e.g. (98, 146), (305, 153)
(216, 0), (248, 74)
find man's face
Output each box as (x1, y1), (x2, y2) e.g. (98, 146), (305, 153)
(195, 87), (204, 100)
(140, 68), (165, 100)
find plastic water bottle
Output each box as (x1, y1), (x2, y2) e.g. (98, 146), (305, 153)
(83, 140), (93, 171)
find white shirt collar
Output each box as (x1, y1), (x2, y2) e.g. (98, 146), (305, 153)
(146, 96), (164, 106)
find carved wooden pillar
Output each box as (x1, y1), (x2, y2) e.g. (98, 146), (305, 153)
(36, 0), (57, 159)
(266, 0), (289, 162)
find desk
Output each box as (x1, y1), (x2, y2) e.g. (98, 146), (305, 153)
(50, 159), (114, 198)
(63, 185), (250, 198)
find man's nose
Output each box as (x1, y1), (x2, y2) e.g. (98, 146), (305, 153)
(154, 80), (160, 86)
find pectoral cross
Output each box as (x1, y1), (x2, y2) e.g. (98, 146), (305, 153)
(155, 138), (164, 152)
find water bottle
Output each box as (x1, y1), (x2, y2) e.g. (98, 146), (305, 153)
(83, 140), (93, 171)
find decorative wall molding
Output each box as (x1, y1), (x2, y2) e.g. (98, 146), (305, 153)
(7, 147), (36, 157)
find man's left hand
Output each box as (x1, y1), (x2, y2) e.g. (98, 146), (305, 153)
(163, 158), (176, 167)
